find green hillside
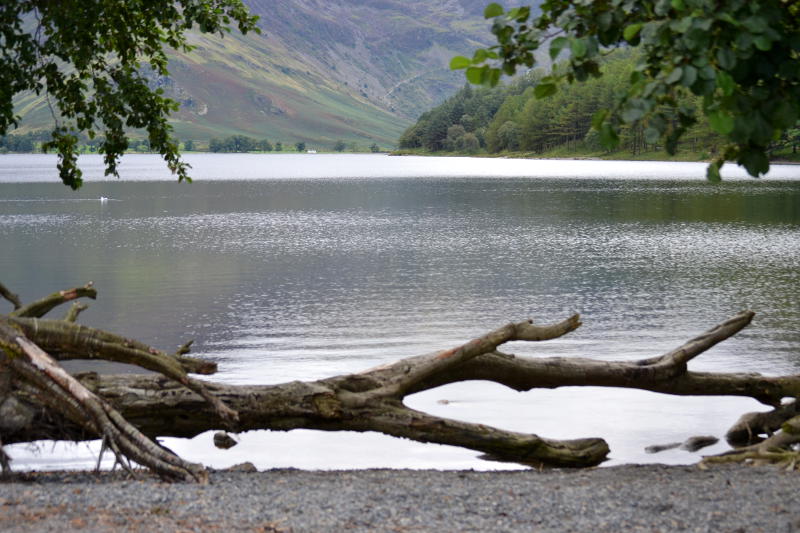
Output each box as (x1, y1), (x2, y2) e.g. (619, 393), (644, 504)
(10, 0), (528, 150)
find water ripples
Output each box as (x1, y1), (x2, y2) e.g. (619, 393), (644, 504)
(2, 158), (799, 468)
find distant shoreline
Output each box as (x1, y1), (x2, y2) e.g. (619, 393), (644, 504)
(391, 149), (800, 167)
(2, 151), (798, 166)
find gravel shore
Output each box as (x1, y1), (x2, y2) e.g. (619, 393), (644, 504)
(1, 464), (798, 532)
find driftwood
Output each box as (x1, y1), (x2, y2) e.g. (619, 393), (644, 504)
(1, 282), (799, 482)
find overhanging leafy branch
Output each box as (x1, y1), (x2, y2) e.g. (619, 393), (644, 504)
(454, 1), (800, 180)
(0, 1), (259, 189)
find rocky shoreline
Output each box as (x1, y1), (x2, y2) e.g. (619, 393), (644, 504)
(1, 464), (798, 532)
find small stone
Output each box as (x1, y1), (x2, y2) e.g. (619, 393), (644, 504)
(224, 462), (257, 473)
(645, 442), (681, 454)
(213, 432), (238, 449)
(681, 435), (719, 452)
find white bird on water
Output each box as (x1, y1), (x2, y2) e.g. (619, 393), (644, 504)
(99, 196), (108, 203)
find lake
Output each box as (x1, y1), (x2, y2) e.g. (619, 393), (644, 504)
(1, 153), (799, 470)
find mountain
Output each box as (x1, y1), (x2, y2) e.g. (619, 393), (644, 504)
(13, 0), (525, 150)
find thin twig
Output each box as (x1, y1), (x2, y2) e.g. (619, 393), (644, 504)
(0, 282), (22, 310)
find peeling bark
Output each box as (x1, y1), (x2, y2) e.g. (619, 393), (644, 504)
(1, 282), (799, 481)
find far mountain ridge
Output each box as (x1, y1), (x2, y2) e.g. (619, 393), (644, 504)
(12, 0), (532, 150)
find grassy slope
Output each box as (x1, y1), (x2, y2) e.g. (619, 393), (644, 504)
(163, 31), (408, 147)
(10, 0), (520, 149)
(11, 30), (408, 148)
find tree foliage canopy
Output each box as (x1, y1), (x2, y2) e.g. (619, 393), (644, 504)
(0, 0), (258, 189)
(403, 50), (741, 157)
(453, 0), (800, 180)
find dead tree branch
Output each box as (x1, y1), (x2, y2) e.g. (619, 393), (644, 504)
(704, 413), (800, 470)
(0, 282), (21, 310)
(726, 401), (800, 447)
(0, 320), (206, 482)
(8, 318), (232, 423)
(10, 282), (97, 318)
(62, 302), (89, 322)
(1, 281), (799, 480)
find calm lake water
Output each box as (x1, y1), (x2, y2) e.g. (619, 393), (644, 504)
(1, 153), (799, 470)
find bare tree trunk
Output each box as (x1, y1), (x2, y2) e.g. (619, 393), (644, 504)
(2, 283), (800, 481)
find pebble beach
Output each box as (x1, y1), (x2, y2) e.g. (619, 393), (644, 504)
(1, 464), (798, 532)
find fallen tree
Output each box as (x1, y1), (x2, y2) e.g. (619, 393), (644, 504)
(1, 282), (799, 483)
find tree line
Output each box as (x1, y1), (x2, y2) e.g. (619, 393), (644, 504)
(206, 136), (382, 153)
(0, 132), (385, 154)
(0, 131), (51, 153)
(400, 50), (799, 159)
(208, 135), (275, 152)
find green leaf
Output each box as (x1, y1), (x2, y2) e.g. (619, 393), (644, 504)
(465, 66), (486, 84)
(592, 109), (609, 130)
(671, 17), (692, 33)
(706, 160), (722, 182)
(680, 65), (697, 87)
(473, 49), (487, 63)
(683, 28), (709, 51)
(494, 24), (514, 44)
(507, 7), (529, 21)
(597, 12), (612, 31)
(648, 113), (666, 133)
(754, 36), (772, 51)
(599, 123), (619, 149)
(770, 101), (799, 129)
(665, 67), (683, 85)
(621, 105), (645, 123)
(549, 36), (568, 60)
(753, 114), (775, 145)
(623, 23), (643, 42)
(487, 68), (502, 87)
(570, 38), (587, 59)
(534, 82), (557, 99)
(716, 48), (736, 70)
(513, 6), (530, 21)
(484, 3), (504, 18)
(644, 127), (661, 144)
(671, 0), (686, 10)
(450, 56), (471, 70)
(642, 81), (660, 98)
(743, 16), (768, 34)
(716, 71), (735, 96)
(698, 65), (715, 81)
(654, 0), (671, 16)
(739, 149), (769, 177)
(694, 17), (713, 32)
(708, 110), (734, 134)
(735, 32), (753, 50)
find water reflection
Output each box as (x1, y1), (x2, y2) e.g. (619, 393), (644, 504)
(1, 154), (799, 470)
